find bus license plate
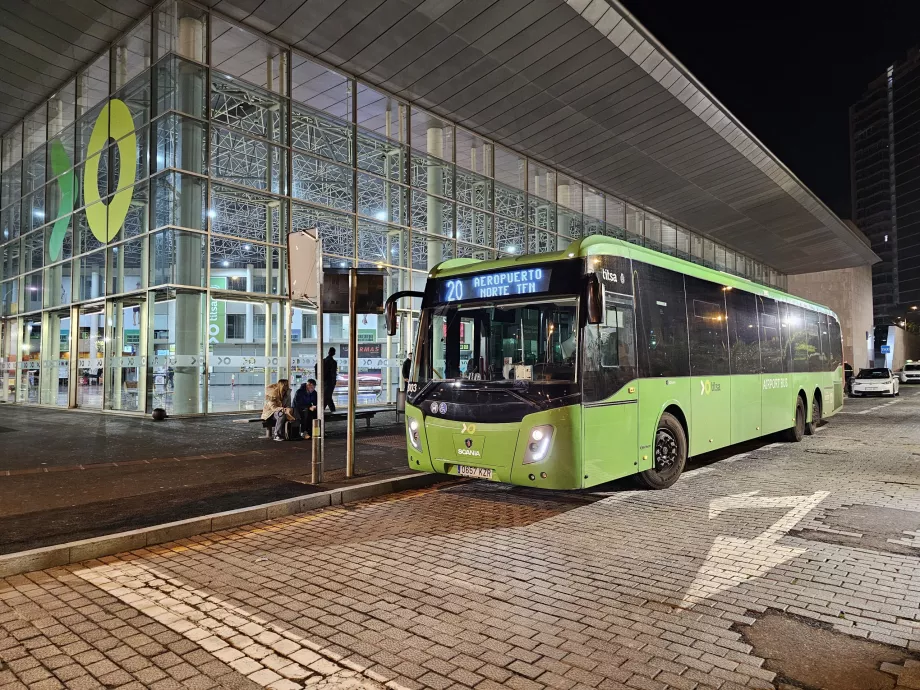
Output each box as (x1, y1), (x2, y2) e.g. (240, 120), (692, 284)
(458, 465), (493, 479)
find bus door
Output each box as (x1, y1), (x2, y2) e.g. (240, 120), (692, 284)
(686, 278), (732, 454)
(581, 295), (638, 486)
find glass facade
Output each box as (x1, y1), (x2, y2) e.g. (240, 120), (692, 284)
(0, 0), (786, 415)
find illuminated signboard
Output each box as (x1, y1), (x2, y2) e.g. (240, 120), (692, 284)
(440, 268), (552, 302)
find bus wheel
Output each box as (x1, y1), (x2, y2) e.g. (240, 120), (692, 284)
(805, 394), (821, 436)
(784, 395), (806, 442)
(636, 413), (687, 490)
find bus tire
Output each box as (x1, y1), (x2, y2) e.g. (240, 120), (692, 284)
(805, 392), (821, 436)
(784, 395), (806, 442)
(636, 413), (687, 490)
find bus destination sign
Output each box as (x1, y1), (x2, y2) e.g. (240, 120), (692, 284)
(440, 268), (552, 302)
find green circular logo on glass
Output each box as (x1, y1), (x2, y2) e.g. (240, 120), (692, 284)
(48, 98), (137, 261)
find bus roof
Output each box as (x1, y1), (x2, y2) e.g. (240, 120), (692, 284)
(429, 234), (837, 318)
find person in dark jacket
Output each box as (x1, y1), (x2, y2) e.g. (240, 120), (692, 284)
(402, 353), (412, 389)
(318, 347), (337, 412)
(293, 379), (318, 438)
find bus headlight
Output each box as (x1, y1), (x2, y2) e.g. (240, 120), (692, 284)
(408, 418), (421, 451)
(523, 425), (554, 464)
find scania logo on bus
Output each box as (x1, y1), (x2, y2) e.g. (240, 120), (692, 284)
(464, 438), (473, 448)
(457, 447), (481, 457)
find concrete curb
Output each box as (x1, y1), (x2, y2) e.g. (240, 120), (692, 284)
(0, 472), (441, 579)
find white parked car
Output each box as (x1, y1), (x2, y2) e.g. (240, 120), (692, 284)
(899, 362), (920, 384)
(851, 368), (900, 397)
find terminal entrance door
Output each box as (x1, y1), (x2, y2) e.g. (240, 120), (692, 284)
(106, 296), (147, 413)
(40, 310), (72, 407)
(77, 303), (105, 409)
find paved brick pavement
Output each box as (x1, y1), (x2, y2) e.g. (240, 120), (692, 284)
(2, 391), (920, 689)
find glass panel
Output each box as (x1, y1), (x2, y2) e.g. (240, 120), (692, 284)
(528, 196), (556, 232)
(149, 289), (206, 414)
(412, 111), (453, 162)
(495, 217), (526, 255)
(455, 168), (491, 211)
(411, 190), (453, 237)
(150, 228), (206, 287)
(292, 55), (351, 120)
(23, 106), (46, 157)
(18, 316), (42, 403)
(292, 203), (354, 259)
(357, 220), (406, 267)
(2, 161), (23, 211)
(584, 187), (604, 221)
(74, 206), (106, 256)
(357, 130), (404, 181)
(1, 279), (19, 316)
(25, 191), (47, 233)
(1, 203), (21, 244)
(1, 240), (21, 282)
(154, 1), (207, 64)
(210, 183), (285, 244)
(557, 174), (581, 212)
(109, 125), (150, 195)
(557, 207), (582, 240)
(1, 319), (17, 402)
(211, 72), (286, 144)
(528, 162), (555, 202)
(494, 146), (525, 191)
(210, 239), (281, 295)
(44, 261), (74, 308)
(22, 272), (43, 313)
(114, 66), (152, 133)
(292, 105), (352, 164)
(456, 243), (494, 261)
(75, 251), (106, 301)
(411, 152), (454, 199)
(154, 113), (207, 174)
(356, 173), (405, 225)
(210, 126), (286, 194)
(456, 128), (491, 175)
(41, 310), (71, 407)
(494, 182), (525, 221)
(21, 231), (43, 273)
(456, 205), (492, 247)
(107, 237), (147, 294)
(48, 81), (77, 140)
(24, 145), (46, 194)
(293, 153), (354, 212)
(113, 16), (152, 91)
(210, 17), (286, 92)
(527, 228), (556, 255)
(2, 124), (23, 168)
(356, 84), (405, 140)
(106, 297), (146, 411)
(77, 53), (110, 118)
(152, 171), (207, 231)
(154, 55), (208, 119)
(76, 304), (105, 409)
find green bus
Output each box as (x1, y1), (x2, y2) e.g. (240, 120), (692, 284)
(385, 235), (844, 490)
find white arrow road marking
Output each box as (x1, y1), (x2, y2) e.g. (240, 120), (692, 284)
(75, 560), (382, 689)
(681, 490), (830, 608)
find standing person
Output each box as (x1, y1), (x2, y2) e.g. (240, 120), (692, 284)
(322, 347), (338, 412)
(294, 379), (318, 438)
(402, 352), (412, 389)
(261, 378), (292, 441)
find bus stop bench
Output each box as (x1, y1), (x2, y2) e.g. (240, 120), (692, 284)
(240, 405), (397, 436)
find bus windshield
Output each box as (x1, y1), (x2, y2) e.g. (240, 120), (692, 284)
(414, 298), (578, 387)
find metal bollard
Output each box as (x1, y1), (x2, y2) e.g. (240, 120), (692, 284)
(311, 418), (322, 483)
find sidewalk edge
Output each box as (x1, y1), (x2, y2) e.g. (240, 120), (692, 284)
(0, 472), (440, 579)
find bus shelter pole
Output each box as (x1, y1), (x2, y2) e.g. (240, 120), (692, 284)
(346, 268), (358, 478)
(315, 244), (325, 481)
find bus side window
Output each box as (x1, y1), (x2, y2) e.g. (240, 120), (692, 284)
(582, 302), (636, 403)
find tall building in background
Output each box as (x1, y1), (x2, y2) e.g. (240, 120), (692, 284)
(851, 49), (920, 325)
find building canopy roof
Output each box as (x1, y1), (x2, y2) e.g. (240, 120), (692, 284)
(1, 0), (878, 273)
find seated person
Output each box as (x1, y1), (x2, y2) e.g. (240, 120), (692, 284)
(294, 379), (318, 438)
(261, 378), (292, 441)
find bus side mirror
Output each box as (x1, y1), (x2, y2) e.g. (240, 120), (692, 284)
(385, 299), (398, 336)
(586, 273), (603, 325)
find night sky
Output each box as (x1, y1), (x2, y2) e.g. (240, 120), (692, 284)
(621, 1), (920, 221)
